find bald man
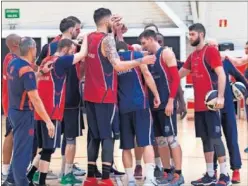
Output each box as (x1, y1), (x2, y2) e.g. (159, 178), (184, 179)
(2, 34), (21, 179)
(207, 39), (246, 183)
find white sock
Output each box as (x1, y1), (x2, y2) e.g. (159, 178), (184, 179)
(136, 160), (142, 166)
(125, 168), (135, 182)
(145, 163), (155, 180)
(61, 156), (66, 174)
(170, 158), (175, 167)
(155, 158), (162, 169)
(220, 162), (228, 176)
(2, 164), (10, 175)
(207, 163), (214, 177)
(65, 164), (73, 175)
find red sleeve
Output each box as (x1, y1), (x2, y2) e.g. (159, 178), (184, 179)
(183, 54), (192, 70)
(127, 44), (134, 51)
(2, 54), (11, 116)
(168, 66), (180, 99)
(205, 46), (222, 69)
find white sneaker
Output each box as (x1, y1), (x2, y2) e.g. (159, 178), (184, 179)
(46, 170), (58, 180)
(72, 163), (86, 176)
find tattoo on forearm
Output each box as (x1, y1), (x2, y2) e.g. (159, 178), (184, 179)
(103, 35), (119, 66)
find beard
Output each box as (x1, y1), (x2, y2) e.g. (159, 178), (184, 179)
(191, 36), (201, 47)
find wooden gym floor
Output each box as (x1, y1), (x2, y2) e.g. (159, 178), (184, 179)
(1, 113), (248, 185)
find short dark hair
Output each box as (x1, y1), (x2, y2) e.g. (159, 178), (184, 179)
(116, 41), (128, 51)
(93, 8), (112, 25)
(189, 23), (206, 37)
(67, 16), (81, 24)
(57, 39), (73, 51)
(156, 32), (164, 38)
(138, 29), (157, 41)
(19, 37), (36, 56)
(246, 41), (248, 45)
(144, 23), (159, 32)
(59, 18), (76, 33)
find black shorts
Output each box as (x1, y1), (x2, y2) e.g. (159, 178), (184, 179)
(61, 108), (84, 138)
(152, 109), (177, 137)
(194, 111), (222, 138)
(36, 120), (61, 149)
(85, 101), (119, 139)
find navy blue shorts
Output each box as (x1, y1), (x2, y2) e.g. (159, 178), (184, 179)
(194, 111), (222, 138)
(36, 120), (61, 149)
(5, 117), (13, 137)
(85, 101), (119, 139)
(152, 109), (177, 137)
(61, 108), (83, 138)
(120, 108), (155, 150)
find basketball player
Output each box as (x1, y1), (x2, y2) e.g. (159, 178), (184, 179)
(83, 8), (156, 186)
(225, 41), (248, 153)
(139, 30), (184, 186)
(207, 38), (247, 184)
(35, 17), (85, 182)
(179, 23), (230, 186)
(3, 37), (55, 186)
(2, 34), (21, 180)
(116, 41), (160, 185)
(27, 38), (87, 186)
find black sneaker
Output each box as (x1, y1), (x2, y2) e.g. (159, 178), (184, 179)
(216, 174), (232, 186)
(110, 167), (125, 177)
(191, 173), (217, 186)
(95, 168), (102, 178)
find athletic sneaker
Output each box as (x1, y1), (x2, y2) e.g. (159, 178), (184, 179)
(32, 172), (39, 184)
(46, 170), (58, 180)
(60, 173), (82, 185)
(83, 177), (98, 186)
(216, 174), (232, 186)
(143, 178), (158, 186)
(110, 167), (125, 177)
(72, 163), (86, 176)
(2, 180), (15, 186)
(95, 168), (102, 178)
(232, 170), (240, 184)
(154, 166), (164, 179)
(134, 165), (142, 179)
(168, 173), (184, 186)
(1, 173), (8, 182)
(127, 180), (138, 186)
(98, 178), (114, 186)
(191, 173), (217, 186)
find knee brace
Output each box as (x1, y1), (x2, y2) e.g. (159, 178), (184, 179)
(156, 136), (168, 147)
(166, 136), (179, 149)
(210, 138), (226, 157)
(201, 138), (214, 153)
(40, 149), (55, 162)
(88, 139), (101, 162)
(66, 137), (76, 145)
(101, 138), (114, 163)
